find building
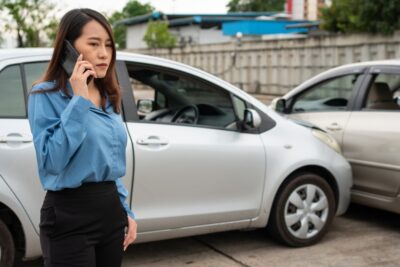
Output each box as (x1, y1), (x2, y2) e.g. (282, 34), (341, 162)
(286, 0), (331, 20)
(117, 12), (314, 49)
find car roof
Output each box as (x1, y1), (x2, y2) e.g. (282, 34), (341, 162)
(330, 59), (400, 69)
(0, 48), (53, 61)
(0, 48), (254, 101)
(309, 59), (400, 78)
(282, 58), (400, 99)
(0, 48), (205, 74)
(0, 48), (161, 62)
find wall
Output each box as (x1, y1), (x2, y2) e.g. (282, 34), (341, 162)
(127, 24), (233, 49)
(126, 32), (400, 96)
(170, 25), (232, 45)
(126, 24), (148, 49)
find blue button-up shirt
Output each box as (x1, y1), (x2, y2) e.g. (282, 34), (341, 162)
(28, 81), (135, 218)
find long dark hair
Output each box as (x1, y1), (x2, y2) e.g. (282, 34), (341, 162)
(32, 8), (121, 113)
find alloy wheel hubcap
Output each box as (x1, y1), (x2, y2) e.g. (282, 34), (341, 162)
(284, 184), (329, 239)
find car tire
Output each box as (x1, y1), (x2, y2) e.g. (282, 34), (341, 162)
(0, 219), (15, 267)
(269, 172), (336, 247)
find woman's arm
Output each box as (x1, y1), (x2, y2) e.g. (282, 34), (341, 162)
(28, 84), (92, 175)
(116, 177), (137, 249)
(115, 178), (136, 219)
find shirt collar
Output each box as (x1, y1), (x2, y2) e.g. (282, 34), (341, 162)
(60, 81), (113, 110)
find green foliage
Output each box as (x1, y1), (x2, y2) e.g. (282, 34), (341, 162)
(122, 0), (154, 17)
(0, 0), (58, 47)
(320, 0), (400, 35)
(227, 0), (285, 12)
(143, 20), (176, 49)
(108, 0), (154, 49)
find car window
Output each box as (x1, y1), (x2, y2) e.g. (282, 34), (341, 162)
(24, 62), (48, 92)
(291, 74), (358, 113)
(126, 64), (237, 129)
(0, 65), (26, 118)
(363, 73), (400, 111)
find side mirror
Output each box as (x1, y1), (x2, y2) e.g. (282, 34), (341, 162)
(270, 97), (286, 113)
(243, 109), (261, 129)
(137, 99), (154, 114)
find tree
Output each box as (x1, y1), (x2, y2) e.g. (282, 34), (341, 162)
(108, 0), (154, 49)
(143, 20), (176, 49)
(320, 0), (400, 35)
(0, 0), (58, 47)
(227, 0), (285, 12)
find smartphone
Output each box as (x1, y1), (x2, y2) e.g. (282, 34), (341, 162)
(61, 40), (93, 84)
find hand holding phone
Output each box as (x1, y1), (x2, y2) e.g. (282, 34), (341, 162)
(61, 40), (94, 85)
(61, 41), (96, 98)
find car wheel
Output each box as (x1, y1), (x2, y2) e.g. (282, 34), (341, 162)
(269, 173), (336, 247)
(0, 219), (15, 267)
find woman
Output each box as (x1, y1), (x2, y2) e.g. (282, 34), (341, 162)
(28, 8), (137, 267)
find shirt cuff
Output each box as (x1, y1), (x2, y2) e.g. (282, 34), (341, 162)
(127, 209), (136, 219)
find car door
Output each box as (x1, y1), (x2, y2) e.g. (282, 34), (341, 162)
(287, 73), (364, 148)
(119, 61), (266, 232)
(0, 61), (48, 233)
(343, 67), (400, 198)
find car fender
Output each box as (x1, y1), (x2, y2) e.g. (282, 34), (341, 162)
(0, 175), (42, 260)
(249, 120), (352, 228)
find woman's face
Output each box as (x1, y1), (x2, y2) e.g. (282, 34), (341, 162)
(73, 20), (113, 79)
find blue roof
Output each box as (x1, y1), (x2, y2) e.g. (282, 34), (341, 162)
(116, 11), (280, 28)
(222, 20), (312, 35)
(115, 11), (316, 35)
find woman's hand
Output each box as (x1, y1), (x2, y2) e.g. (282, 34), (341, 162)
(69, 54), (97, 99)
(123, 216), (137, 251)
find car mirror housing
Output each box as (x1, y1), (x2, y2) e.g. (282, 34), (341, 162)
(243, 109), (261, 129)
(137, 99), (154, 114)
(273, 98), (286, 113)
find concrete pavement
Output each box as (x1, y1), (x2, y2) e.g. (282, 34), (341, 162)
(17, 204), (400, 267)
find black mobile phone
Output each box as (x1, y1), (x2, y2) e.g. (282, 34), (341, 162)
(61, 40), (93, 84)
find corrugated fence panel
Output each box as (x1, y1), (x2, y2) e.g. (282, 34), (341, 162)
(129, 32), (400, 96)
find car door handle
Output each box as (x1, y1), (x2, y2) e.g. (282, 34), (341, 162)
(326, 123), (342, 131)
(0, 134), (33, 143)
(137, 136), (169, 146)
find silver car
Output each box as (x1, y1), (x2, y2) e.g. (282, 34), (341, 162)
(0, 48), (351, 266)
(271, 60), (400, 214)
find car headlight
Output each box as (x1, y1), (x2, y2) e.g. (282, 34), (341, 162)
(312, 129), (342, 154)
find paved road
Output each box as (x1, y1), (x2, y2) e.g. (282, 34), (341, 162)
(16, 204), (400, 267)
